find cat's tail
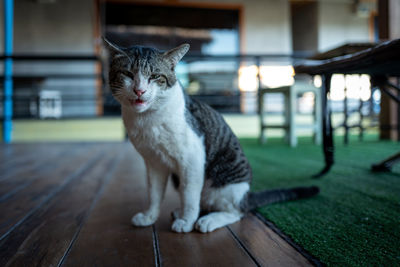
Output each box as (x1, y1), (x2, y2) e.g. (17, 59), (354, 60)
(244, 186), (319, 211)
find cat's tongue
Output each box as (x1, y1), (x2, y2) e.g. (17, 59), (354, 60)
(130, 98), (145, 106)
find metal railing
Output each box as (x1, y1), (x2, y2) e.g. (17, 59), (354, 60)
(0, 53), (301, 119)
(0, 54), (105, 119)
(0, 53), (381, 143)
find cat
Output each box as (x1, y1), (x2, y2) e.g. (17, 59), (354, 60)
(104, 39), (319, 233)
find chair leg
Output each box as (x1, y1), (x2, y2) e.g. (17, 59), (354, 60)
(258, 91), (266, 144)
(289, 89), (297, 147)
(259, 128), (266, 144)
(284, 91), (290, 144)
(314, 90), (322, 145)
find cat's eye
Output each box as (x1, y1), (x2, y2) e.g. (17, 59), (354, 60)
(121, 70), (134, 79)
(150, 74), (161, 80)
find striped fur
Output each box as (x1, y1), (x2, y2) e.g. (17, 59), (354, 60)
(242, 186), (320, 212)
(184, 94), (252, 187)
(105, 40), (319, 233)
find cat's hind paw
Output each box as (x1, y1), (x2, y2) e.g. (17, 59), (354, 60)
(171, 218), (194, 233)
(195, 216), (219, 233)
(131, 212), (156, 227)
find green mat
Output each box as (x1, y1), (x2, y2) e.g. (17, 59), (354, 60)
(240, 135), (400, 266)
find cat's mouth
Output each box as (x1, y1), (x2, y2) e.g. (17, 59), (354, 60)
(129, 98), (146, 106)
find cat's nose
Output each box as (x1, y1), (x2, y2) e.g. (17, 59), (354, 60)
(133, 89), (146, 97)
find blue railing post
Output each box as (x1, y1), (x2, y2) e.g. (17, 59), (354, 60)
(3, 0), (14, 143)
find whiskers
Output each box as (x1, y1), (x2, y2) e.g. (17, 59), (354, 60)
(110, 85), (131, 102)
(110, 83), (126, 92)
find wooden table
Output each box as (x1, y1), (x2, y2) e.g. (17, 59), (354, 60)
(0, 142), (317, 266)
(294, 39), (400, 176)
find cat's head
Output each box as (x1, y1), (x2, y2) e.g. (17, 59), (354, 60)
(104, 39), (189, 113)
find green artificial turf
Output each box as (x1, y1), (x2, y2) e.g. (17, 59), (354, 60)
(240, 135), (400, 266)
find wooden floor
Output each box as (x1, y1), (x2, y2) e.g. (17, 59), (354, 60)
(0, 142), (313, 267)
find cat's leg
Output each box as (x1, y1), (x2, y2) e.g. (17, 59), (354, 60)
(131, 161), (168, 227)
(172, 208), (208, 220)
(171, 208), (180, 220)
(195, 212), (242, 233)
(195, 182), (249, 233)
(172, 164), (204, 233)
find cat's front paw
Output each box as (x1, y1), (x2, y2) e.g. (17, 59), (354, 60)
(131, 212), (156, 227)
(171, 218), (194, 233)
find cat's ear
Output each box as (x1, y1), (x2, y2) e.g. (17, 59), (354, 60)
(102, 37), (126, 58)
(163, 44), (190, 68)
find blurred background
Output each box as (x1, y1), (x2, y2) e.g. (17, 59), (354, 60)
(0, 0), (397, 142)
(1, 1), (400, 265)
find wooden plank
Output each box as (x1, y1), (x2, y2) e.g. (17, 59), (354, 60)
(0, 143), (65, 180)
(0, 143), (318, 266)
(0, 143), (41, 160)
(0, 143), (27, 165)
(156, 181), (257, 267)
(228, 214), (312, 267)
(62, 144), (155, 267)
(0, 143), (122, 267)
(0, 144), (103, 239)
(0, 143), (65, 165)
(0, 144), (80, 201)
(0, 144), (63, 179)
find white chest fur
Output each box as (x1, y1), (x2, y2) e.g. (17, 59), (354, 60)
(122, 85), (204, 172)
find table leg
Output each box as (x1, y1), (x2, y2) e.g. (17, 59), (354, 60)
(313, 74), (334, 178)
(370, 76), (400, 172)
(371, 152), (400, 172)
(344, 85), (349, 145)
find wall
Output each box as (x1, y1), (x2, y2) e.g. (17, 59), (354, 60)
(389, 0), (400, 38)
(291, 1), (319, 54)
(0, 0), (95, 54)
(1, 0), (375, 56)
(1, 0), (98, 117)
(241, 0), (291, 54)
(318, 0), (370, 51)
(163, 0), (293, 54)
(14, 0), (95, 54)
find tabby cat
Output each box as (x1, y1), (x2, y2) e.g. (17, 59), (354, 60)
(105, 40), (319, 233)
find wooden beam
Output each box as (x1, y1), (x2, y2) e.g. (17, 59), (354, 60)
(378, 0), (389, 40)
(94, 0), (104, 116)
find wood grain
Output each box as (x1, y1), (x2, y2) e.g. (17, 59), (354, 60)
(0, 143), (64, 181)
(0, 143), (317, 266)
(155, 181), (257, 267)
(0, 144), (79, 200)
(63, 144), (155, 267)
(0, 143), (43, 164)
(229, 214), (312, 266)
(0, 144), (102, 238)
(0, 144), (120, 267)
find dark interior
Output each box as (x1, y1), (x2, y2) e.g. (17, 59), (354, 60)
(105, 3), (239, 29)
